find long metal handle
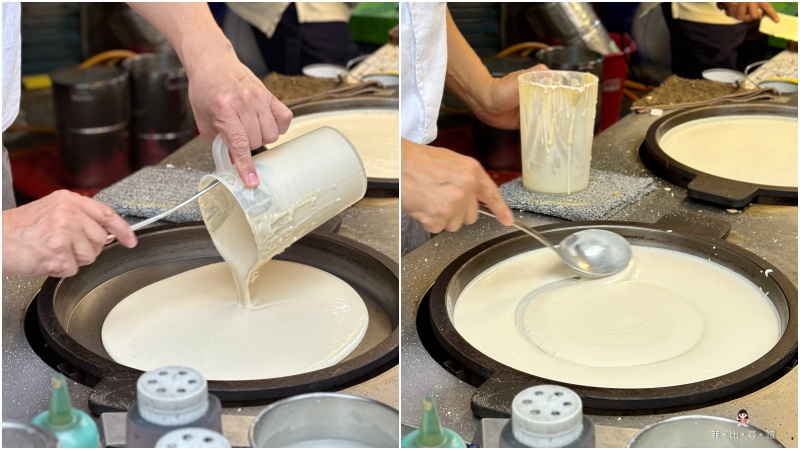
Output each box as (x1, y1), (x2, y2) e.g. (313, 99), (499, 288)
(477, 205), (558, 251)
(107, 180), (219, 241)
(130, 180), (219, 231)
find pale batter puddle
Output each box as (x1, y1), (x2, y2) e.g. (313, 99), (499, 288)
(659, 115), (798, 188)
(452, 246), (781, 388)
(102, 260), (368, 380)
(102, 130), (370, 380)
(196, 177), (338, 309)
(269, 109), (399, 180)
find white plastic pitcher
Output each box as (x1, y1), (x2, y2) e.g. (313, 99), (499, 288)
(197, 127), (367, 308)
(519, 70), (599, 195)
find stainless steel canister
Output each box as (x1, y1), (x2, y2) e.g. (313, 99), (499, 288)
(249, 393), (399, 448)
(122, 53), (194, 168)
(526, 3), (617, 55)
(51, 66), (131, 188)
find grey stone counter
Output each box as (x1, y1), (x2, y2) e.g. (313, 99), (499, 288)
(400, 111), (798, 446)
(2, 136), (399, 424)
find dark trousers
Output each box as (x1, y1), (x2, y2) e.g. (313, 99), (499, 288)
(252, 3), (359, 76)
(661, 2), (768, 79)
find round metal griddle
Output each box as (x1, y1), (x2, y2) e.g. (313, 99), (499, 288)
(639, 103), (798, 207)
(35, 223), (398, 414)
(428, 221), (797, 416)
(290, 97), (399, 195)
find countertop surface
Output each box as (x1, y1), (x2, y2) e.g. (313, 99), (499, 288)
(2, 135), (400, 423)
(400, 110), (798, 447)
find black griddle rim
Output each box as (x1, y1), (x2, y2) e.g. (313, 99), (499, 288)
(640, 103), (798, 207)
(428, 221), (798, 412)
(36, 223), (399, 404)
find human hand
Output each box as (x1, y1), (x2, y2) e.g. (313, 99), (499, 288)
(187, 46), (293, 188)
(401, 139), (514, 233)
(125, 3), (293, 188)
(719, 2), (779, 22)
(2, 190), (137, 278)
(471, 64), (549, 130)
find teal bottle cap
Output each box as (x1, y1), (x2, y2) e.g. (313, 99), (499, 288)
(32, 373), (100, 448)
(47, 374), (75, 426)
(401, 396), (466, 448)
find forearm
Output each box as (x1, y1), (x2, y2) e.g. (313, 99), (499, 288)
(126, 3), (233, 74)
(127, 2), (293, 187)
(2, 210), (18, 276)
(443, 8), (494, 113)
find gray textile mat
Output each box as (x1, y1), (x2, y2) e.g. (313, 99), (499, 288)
(500, 169), (655, 221)
(94, 166), (209, 222)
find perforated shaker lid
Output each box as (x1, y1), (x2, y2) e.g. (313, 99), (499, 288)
(136, 366), (209, 426)
(155, 428), (231, 448)
(511, 385), (584, 448)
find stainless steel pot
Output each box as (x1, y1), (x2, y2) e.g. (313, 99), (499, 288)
(51, 66), (131, 187)
(1, 422), (59, 448)
(628, 415), (784, 448)
(249, 393), (399, 448)
(122, 53), (194, 168)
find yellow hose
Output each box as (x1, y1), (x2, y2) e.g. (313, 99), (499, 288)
(78, 50), (138, 69)
(623, 88), (640, 102)
(6, 124), (57, 134)
(624, 79), (656, 92)
(491, 42), (550, 59)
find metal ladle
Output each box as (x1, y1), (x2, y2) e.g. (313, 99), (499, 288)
(106, 180), (219, 242)
(478, 205), (632, 278)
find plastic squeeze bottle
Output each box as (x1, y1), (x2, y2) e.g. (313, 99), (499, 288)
(126, 366), (223, 447)
(32, 373), (101, 447)
(402, 396), (466, 448)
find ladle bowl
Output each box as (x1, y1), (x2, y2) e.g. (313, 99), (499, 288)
(478, 207), (631, 278)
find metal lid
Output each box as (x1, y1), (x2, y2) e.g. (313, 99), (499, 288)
(511, 385), (584, 448)
(536, 46), (603, 71)
(136, 366), (209, 426)
(122, 52), (184, 75)
(50, 66), (127, 86)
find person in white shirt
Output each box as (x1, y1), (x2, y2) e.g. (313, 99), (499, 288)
(2, 2), (292, 277)
(400, 3), (546, 253)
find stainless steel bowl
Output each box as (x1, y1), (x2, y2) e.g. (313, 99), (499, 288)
(628, 415), (784, 448)
(249, 393), (399, 448)
(2, 422), (59, 448)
